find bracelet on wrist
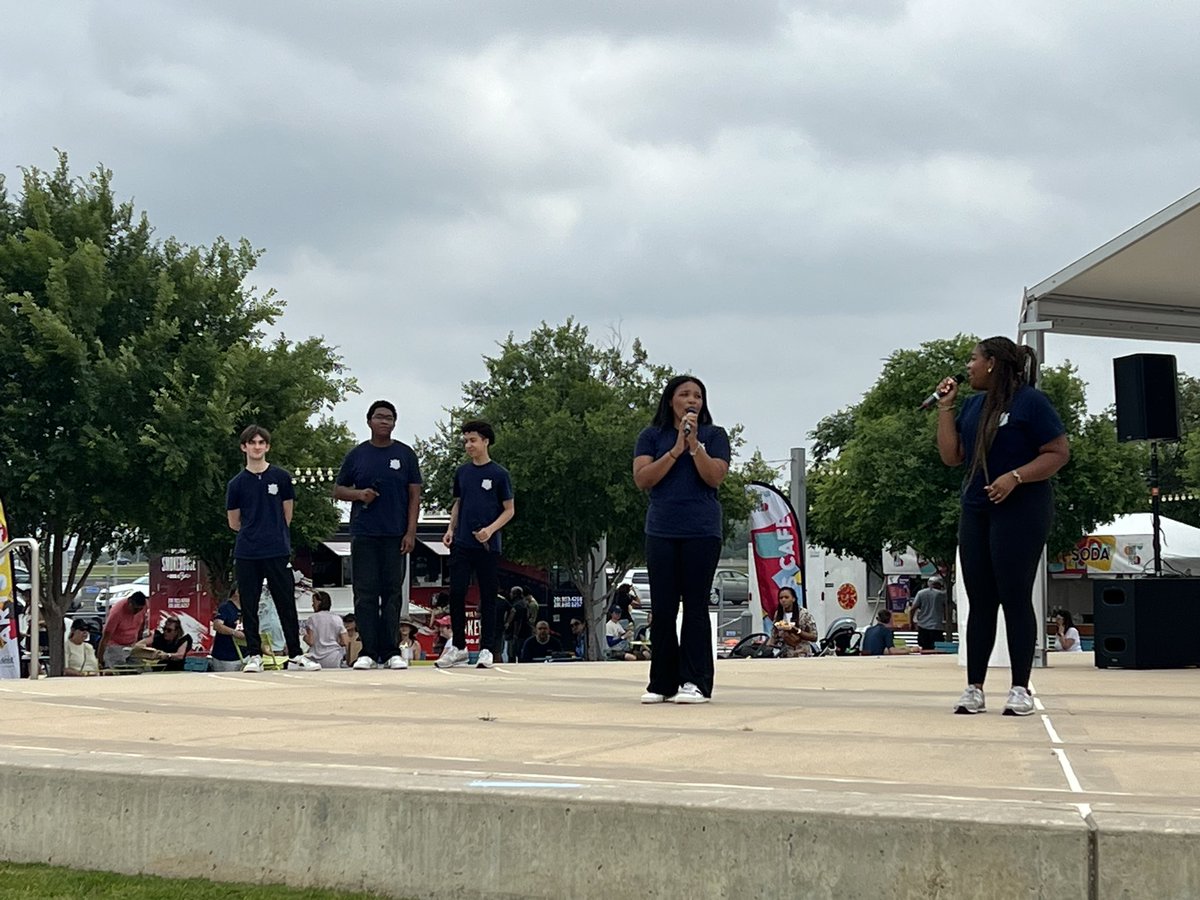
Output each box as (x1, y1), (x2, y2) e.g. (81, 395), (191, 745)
(1010, 469), (1023, 484)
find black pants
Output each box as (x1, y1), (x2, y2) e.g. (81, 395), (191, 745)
(958, 483), (1053, 688)
(916, 628), (943, 651)
(236, 556), (301, 658)
(449, 544), (500, 654)
(351, 535), (406, 663)
(645, 534), (722, 698)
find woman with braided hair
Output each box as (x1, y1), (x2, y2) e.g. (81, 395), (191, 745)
(936, 337), (1070, 716)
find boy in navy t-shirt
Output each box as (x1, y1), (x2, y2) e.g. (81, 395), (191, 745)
(436, 420), (515, 669)
(225, 425), (318, 673)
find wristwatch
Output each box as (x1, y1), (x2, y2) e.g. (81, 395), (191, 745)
(1010, 470), (1023, 484)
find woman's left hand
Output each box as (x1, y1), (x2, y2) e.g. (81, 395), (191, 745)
(985, 475), (1017, 504)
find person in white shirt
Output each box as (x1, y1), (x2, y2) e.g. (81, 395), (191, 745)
(64, 619), (99, 676)
(303, 590), (350, 669)
(1054, 610), (1083, 652)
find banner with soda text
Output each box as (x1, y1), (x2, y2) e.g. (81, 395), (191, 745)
(746, 481), (806, 621)
(0, 498), (21, 679)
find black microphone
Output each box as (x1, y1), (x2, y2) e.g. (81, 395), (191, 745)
(683, 407), (698, 436)
(918, 373), (967, 411)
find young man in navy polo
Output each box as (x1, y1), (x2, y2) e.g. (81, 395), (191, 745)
(437, 420), (515, 669)
(225, 425), (318, 673)
(334, 400), (423, 670)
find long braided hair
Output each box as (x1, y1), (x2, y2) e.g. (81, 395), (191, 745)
(967, 336), (1039, 486)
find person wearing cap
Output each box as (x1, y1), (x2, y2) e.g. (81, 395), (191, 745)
(908, 576), (949, 651)
(64, 619), (99, 676)
(97, 590), (148, 670)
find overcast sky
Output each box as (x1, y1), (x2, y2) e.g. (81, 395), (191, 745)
(4, 1), (1200, 474)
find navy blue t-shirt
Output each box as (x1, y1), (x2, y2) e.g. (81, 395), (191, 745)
(861, 623), (893, 656)
(956, 385), (1065, 510)
(211, 599), (241, 662)
(336, 441), (423, 537)
(635, 424), (732, 539)
(452, 460), (514, 553)
(225, 465), (294, 559)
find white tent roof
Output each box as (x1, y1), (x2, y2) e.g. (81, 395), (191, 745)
(1092, 513), (1200, 574)
(1021, 186), (1200, 343)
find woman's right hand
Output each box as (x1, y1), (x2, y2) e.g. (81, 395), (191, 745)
(937, 376), (959, 406)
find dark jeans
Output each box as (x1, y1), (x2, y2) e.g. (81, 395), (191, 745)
(958, 483), (1054, 688)
(449, 544), (500, 654)
(645, 534), (722, 698)
(916, 628), (943, 651)
(235, 556), (301, 658)
(351, 535), (406, 663)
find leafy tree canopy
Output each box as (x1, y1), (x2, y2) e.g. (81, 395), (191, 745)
(0, 154), (354, 673)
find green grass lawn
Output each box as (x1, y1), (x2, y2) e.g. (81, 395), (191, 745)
(0, 863), (398, 900)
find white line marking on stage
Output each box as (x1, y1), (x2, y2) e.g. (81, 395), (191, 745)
(426, 756), (484, 762)
(1053, 748), (1084, 793)
(1041, 715), (1063, 744)
(470, 781), (582, 789)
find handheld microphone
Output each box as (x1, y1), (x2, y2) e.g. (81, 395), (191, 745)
(683, 407), (698, 436)
(918, 373), (967, 411)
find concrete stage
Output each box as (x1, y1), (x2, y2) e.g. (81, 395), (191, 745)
(0, 653), (1197, 899)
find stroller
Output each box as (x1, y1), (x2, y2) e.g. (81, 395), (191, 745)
(816, 616), (861, 656)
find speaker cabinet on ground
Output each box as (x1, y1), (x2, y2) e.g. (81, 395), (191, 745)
(1113, 353), (1180, 442)
(1092, 578), (1200, 669)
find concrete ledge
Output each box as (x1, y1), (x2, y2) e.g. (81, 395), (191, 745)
(0, 761), (1091, 899)
(1094, 812), (1200, 899)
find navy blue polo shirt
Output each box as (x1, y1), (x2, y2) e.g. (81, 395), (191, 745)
(956, 385), (1065, 510)
(861, 624), (892, 656)
(635, 424), (732, 539)
(336, 441), (423, 537)
(452, 460), (513, 553)
(225, 465), (294, 559)
(211, 599), (241, 662)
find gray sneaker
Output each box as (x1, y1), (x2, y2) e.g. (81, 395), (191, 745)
(672, 682), (709, 704)
(953, 685), (986, 714)
(476, 649), (495, 669)
(435, 644), (470, 669)
(1003, 686), (1035, 716)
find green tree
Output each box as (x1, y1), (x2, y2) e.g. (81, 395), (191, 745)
(807, 335), (1146, 579)
(417, 320), (754, 657)
(0, 155), (354, 674)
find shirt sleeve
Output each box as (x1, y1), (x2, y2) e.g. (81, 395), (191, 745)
(279, 470), (296, 502)
(452, 467), (462, 499)
(335, 449), (356, 488)
(499, 468), (514, 502)
(225, 476), (240, 511)
(408, 447), (423, 486)
(706, 426), (732, 463)
(634, 427), (658, 459)
(1024, 390), (1067, 447)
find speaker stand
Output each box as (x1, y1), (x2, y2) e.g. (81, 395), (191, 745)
(1150, 441), (1163, 577)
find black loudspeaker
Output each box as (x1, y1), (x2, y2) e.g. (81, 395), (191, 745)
(1093, 578), (1200, 669)
(1113, 354), (1180, 442)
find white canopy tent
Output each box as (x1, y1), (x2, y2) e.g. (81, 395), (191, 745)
(1017, 185), (1200, 665)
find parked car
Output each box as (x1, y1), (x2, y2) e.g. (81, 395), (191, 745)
(618, 568), (652, 605)
(96, 575), (150, 612)
(710, 568), (750, 605)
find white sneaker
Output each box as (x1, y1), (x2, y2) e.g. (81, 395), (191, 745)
(672, 683), (709, 704)
(435, 644), (470, 669)
(640, 691), (666, 704)
(288, 655), (321, 671)
(1003, 686), (1035, 716)
(386, 654), (409, 670)
(476, 649), (494, 669)
(241, 655), (263, 673)
(954, 685), (986, 714)
(352, 656), (377, 670)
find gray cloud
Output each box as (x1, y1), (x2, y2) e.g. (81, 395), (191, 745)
(4, 0), (1200, 469)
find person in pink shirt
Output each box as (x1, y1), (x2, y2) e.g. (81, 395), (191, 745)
(97, 591), (148, 669)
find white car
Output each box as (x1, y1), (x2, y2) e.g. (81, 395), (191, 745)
(96, 575), (150, 612)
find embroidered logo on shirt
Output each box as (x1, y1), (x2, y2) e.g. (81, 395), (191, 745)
(267, 483), (279, 495)
(390, 459), (401, 470)
(481, 479), (493, 490)
(999, 413), (1010, 427)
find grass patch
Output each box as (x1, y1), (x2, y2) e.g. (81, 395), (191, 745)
(0, 863), (397, 900)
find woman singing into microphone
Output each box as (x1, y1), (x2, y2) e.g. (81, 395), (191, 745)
(633, 375), (730, 704)
(936, 337), (1070, 716)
